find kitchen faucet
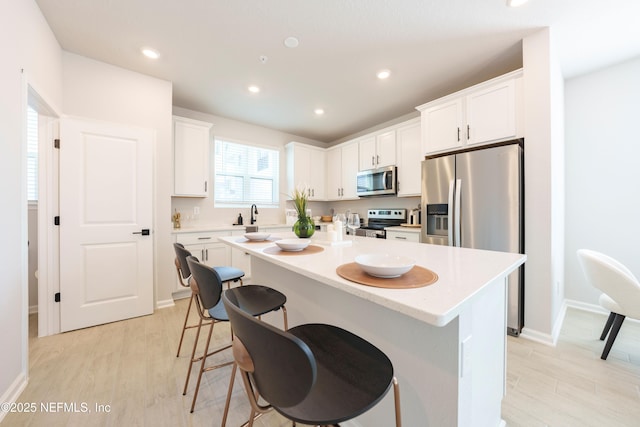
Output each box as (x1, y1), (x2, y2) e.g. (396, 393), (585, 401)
(250, 204), (258, 225)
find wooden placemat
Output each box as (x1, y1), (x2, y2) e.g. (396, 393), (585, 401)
(236, 237), (281, 243)
(263, 245), (325, 256)
(336, 263), (438, 289)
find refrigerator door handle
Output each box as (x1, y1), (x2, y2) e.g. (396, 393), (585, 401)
(454, 178), (462, 247)
(447, 179), (455, 246)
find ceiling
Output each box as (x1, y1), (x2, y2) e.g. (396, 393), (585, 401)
(35, 0), (640, 143)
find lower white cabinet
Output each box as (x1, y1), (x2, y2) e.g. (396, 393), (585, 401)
(386, 230), (420, 243)
(231, 230), (252, 278)
(174, 231), (232, 291)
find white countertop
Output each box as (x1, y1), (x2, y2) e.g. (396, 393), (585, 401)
(384, 225), (421, 233)
(219, 232), (526, 327)
(172, 223), (291, 234)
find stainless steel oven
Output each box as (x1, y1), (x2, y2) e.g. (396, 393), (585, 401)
(355, 209), (406, 239)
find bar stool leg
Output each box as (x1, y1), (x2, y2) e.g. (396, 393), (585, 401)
(176, 293), (196, 357)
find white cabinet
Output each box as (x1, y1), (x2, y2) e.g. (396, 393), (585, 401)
(231, 230), (252, 278)
(327, 142), (360, 200)
(417, 71), (521, 155)
(285, 142), (326, 200)
(395, 119), (422, 197)
(358, 131), (396, 171)
(420, 98), (464, 154)
(465, 79), (516, 146)
(173, 116), (213, 197)
(386, 230), (420, 243)
(174, 231), (232, 291)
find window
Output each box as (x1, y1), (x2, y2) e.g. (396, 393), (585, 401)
(27, 106), (38, 201)
(214, 138), (279, 207)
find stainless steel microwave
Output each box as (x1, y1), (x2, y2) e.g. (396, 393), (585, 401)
(356, 165), (397, 197)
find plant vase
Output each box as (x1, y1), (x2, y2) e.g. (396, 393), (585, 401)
(293, 216), (315, 238)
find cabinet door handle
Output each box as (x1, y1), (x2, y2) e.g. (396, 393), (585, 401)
(198, 237), (212, 240)
(457, 127), (460, 142)
(204, 181), (207, 192)
(467, 125), (470, 140)
(205, 248), (209, 261)
(395, 236), (407, 240)
(377, 155), (380, 165)
(201, 249), (205, 260)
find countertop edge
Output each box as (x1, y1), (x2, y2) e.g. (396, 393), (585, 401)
(218, 235), (526, 327)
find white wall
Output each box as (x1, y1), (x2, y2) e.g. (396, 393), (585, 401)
(171, 106), (325, 228)
(521, 28), (566, 344)
(0, 0), (62, 415)
(564, 56), (640, 306)
(61, 52), (175, 306)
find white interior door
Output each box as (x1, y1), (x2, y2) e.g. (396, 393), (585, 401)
(59, 117), (154, 332)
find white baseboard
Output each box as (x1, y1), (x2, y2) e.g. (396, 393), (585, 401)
(172, 288), (191, 300)
(0, 372), (28, 423)
(564, 299), (608, 315)
(565, 299), (640, 325)
(155, 298), (175, 310)
(519, 300), (567, 346)
(28, 305), (38, 314)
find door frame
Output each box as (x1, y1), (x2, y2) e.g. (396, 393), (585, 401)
(26, 81), (61, 338)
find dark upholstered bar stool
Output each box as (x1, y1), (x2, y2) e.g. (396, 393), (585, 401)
(173, 243), (244, 357)
(222, 287), (402, 427)
(184, 256), (288, 415)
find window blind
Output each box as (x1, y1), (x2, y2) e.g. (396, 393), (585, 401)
(214, 138), (279, 207)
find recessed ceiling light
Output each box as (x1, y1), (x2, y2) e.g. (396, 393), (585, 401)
(377, 69), (391, 80)
(314, 108), (324, 115)
(141, 48), (160, 59)
(248, 85), (260, 93)
(506, 0), (529, 7)
(284, 36), (299, 48)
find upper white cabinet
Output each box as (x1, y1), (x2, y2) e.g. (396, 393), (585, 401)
(395, 118), (422, 197)
(420, 98), (464, 153)
(326, 142), (360, 201)
(173, 116), (213, 197)
(285, 142), (326, 200)
(465, 79), (516, 146)
(417, 70), (522, 155)
(358, 130), (396, 171)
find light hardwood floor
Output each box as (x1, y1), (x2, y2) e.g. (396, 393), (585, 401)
(3, 302), (640, 427)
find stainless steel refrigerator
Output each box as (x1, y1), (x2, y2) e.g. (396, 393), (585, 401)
(421, 141), (524, 336)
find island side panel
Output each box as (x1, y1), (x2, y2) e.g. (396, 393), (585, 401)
(457, 276), (508, 427)
(252, 256), (460, 427)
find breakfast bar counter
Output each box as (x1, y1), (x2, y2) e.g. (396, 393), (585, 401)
(219, 233), (526, 427)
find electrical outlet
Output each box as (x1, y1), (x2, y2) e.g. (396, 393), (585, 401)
(193, 206), (200, 215)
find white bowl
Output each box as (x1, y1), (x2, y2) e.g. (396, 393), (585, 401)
(354, 254), (416, 278)
(275, 238), (310, 252)
(244, 232), (270, 241)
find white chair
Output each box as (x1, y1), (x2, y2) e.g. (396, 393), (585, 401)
(577, 249), (640, 360)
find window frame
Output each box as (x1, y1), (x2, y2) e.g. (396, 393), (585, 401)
(213, 136), (281, 208)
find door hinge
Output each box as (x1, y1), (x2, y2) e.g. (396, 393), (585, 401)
(54, 139), (60, 149)
(54, 216), (60, 226)
(54, 292), (61, 302)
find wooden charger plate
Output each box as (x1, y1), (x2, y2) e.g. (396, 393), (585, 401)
(263, 245), (324, 256)
(336, 263), (438, 289)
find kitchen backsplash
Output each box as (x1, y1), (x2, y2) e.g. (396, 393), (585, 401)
(171, 196), (421, 228)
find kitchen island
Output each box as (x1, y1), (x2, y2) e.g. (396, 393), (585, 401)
(219, 233), (526, 427)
